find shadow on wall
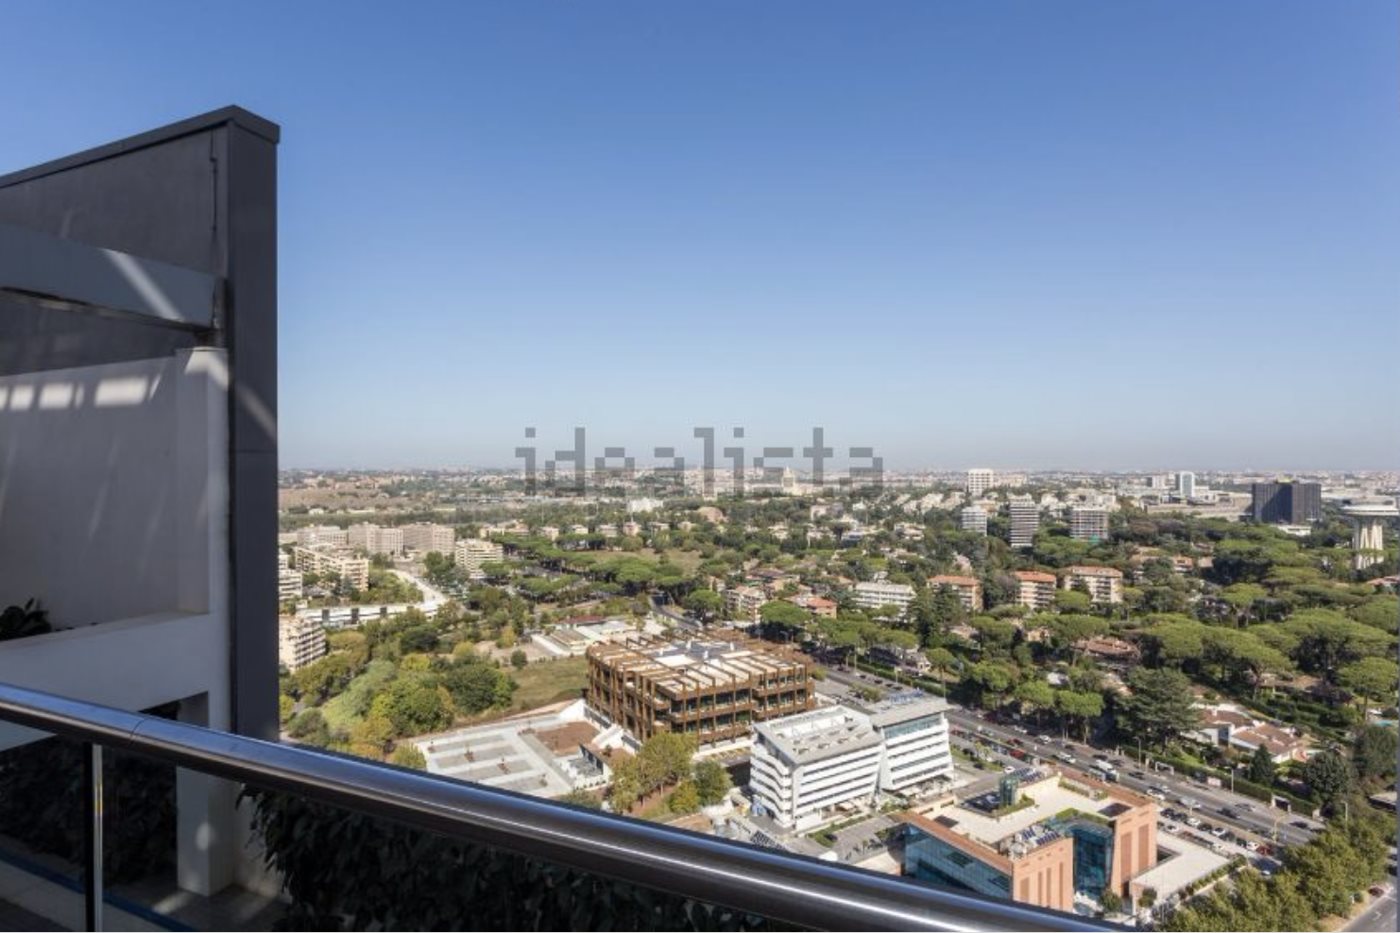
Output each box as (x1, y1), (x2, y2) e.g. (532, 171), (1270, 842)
(0, 347), (226, 629)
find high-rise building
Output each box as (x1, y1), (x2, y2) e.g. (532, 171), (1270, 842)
(960, 505), (988, 535)
(966, 469), (994, 497)
(348, 522), (404, 555)
(1177, 471), (1195, 500)
(1068, 506), (1109, 542)
(1008, 498), (1039, 549)
(1251, 481), (1322, 524)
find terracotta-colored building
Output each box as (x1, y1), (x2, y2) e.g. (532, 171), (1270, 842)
(899, 770), (1157, 910)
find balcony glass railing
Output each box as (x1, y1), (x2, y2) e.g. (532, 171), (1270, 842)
(0, 682), (1109, 932)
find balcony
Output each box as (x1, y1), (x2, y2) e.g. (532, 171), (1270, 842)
(0, 107), (1112, 932)
(0, 681), (1107, 932)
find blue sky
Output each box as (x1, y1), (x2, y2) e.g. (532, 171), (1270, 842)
(5, 2), (1397, 470)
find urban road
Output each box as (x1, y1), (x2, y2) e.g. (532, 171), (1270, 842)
(821, 666), (1322, 851)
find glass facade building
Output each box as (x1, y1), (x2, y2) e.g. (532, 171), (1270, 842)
(904, 828), (1012, 900)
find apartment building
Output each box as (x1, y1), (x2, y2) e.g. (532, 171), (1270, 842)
(725, 585), (767, 622)
(1008, 498), (1039, 549)
(927, 575), (983, 613)
(1014, 571), (1058, 611)
(454, 538), (504, 575)
(1063, 566), (1123, 604)
(1068, 506), (1109, 542)
(278, 615), (328, 672)
(400, 521), (455, 554)
(960, 505), (988, 535)
(966, 468), (994, 497)
(278, 551), (303, 603)
(851, 581), (917, 617)
(900, 770), (1158, 910)
(586, 638), (812, 744)
(0, 108), (281, 899)
(348, 522), (404, 555)
(295, 524), (348, 547)
(294, 545), (371, 591)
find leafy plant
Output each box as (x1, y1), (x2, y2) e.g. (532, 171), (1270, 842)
(0, 599), (51, 642)
(243, 787), (777, 931)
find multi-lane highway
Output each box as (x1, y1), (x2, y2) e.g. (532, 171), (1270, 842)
(823, 665), (1321, 853)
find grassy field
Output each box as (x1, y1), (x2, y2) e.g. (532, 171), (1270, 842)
(506, 655), (589, 712)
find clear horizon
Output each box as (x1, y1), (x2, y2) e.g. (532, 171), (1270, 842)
(7, 2), (1398, 471)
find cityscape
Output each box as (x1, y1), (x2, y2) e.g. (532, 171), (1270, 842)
(273, 465), (1400, 930)
(0, 3), (1395, 932)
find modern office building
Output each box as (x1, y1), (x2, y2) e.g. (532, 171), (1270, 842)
(966, 469), (994, 497)
(293, 545), (371, 591)
(927, 575), (984, 613)
(1068, 506), (1109, 542)
(851, 581), (917, 617)
(278, 616), (328, 672)
(454, 538), (505, 574)
(1014, 571), (1058, 611)
(900, 770), (1158, 910)
(750, 706), (884, 829)
(960, 505), (988, 535)
(860, 692), (954, 794)
(586, 637), (813, 744)
(400, 521), (456, 554)
(1251, 481), (1322, 524)
(1008, 498), (1040, 549)
(1062, 566), (1123, 605)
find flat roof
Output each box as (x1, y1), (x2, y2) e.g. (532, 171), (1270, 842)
(850, 690), (949, 728)
(589, 637), (805, 693)
(754, 706), (881, 766)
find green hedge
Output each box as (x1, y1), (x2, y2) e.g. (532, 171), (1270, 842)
(245, 787), (779, 931)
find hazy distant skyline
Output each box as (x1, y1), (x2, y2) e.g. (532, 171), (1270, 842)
(6, 2), (1398, 470)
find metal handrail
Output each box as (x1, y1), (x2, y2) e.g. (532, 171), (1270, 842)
(0, 682), (1112, 932)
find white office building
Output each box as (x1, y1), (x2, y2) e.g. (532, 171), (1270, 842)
(966, 468), (994, 497)
(348, 522), (404, 555)
(750, 695), (953, 829)
(1008, 498), (1039, 549)
(750, 706), (884, 830)
(850, 581), (916, 617)
(295, 524), (348, 547)
(861, 693), (954, 793)
(960, 505), (988, 535)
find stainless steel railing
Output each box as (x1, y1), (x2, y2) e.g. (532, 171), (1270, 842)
(0, 682), (1113, 932)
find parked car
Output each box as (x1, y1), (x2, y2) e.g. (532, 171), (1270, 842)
(1211, 825), (1228, 838)
(1186, 816), (1202, 828)
(1245, 841), (1260, 852)
(1164, 823), (1181, 834)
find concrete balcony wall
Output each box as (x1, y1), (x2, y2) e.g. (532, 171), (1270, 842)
(0, 348), (227, 630)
